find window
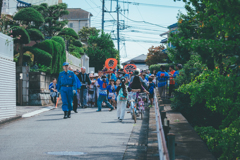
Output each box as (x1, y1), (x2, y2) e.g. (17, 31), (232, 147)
(69, 23), (73, 28)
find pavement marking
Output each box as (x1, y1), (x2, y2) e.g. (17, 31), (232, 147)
(22, 107), (54, 118)
(46, 152), (87, 156)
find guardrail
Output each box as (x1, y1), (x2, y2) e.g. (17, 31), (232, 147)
(154, 88), (170, 160)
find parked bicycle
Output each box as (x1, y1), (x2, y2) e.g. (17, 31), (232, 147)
(128, 92), (137, 123)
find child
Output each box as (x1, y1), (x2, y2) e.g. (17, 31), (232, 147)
(96, 75), (114, 112)
(148, 77), (155, 107)
(88, 74), (96, 107)
(107, 79), (117, 109)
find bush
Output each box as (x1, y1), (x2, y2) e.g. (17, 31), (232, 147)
(23, 46), (52, 66)
(72, 40), (82, 47)
(9, 26), (30, 44)
(51, 36), (66, 68)
(58, 28), (79, 39)
(28, 28), (44, 41)
(149, 63), (172, 73)
(13, 7), (44, 23)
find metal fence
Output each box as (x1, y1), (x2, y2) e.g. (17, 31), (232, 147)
(154, 89), (170, 160)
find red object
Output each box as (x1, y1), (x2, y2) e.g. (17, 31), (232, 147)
(160, 73), (165, 77)
(55, 97), (59, 108)
(105, 58), (118, 69)
(124, 64), (137, 74)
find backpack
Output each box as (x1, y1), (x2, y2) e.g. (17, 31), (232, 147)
(119, 86), (128, 101)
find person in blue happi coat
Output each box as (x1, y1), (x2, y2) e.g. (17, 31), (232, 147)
(156, 65), (169, 98)
(57, 62), (77, 119)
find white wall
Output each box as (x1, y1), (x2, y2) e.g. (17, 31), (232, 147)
(68, 20), (90, 34)
(22, 0), (59, 6)
(2, 0), (17, 15)
(0, 33), (16, 121)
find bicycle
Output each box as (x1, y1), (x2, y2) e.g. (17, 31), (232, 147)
(127, 92), (137, 123)
(137, 93), (147, 120)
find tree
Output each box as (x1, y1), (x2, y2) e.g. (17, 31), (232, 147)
(32, 3), (69, 37)
(58, 28), (79, 39)
(78, 27), (100, 43)
(10, 7), (44, 66)
(145, 45), (168, 66)
(86, 31), (119, 71)
(169, 0), (240, 158)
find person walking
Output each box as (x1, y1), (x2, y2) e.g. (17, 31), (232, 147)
(73, 69), (82, 113)
(77, 67), (91, 108)
(57, 62), (77, 119)
(148, 77), (155, 107)
(168, 65), (175, 98)
(96, 75), (114, 112)
(107, 79), (117, 109)
(49, 78), (58, 106)
(156, 66), (169, 97)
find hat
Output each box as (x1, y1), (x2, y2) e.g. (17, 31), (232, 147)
(81, 66), (86, 70)
(94, 73), (98, 77)
(73, 69), (77, 72)
(90, 71), (94, 74)
(89, 73), (94, 77)
(63, 62), (69, 66)
(133, 70), (140, 76)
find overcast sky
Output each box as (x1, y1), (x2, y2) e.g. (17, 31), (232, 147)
(63, 0), (187, 63)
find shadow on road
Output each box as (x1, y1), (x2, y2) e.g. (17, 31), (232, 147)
(36, 118), (63, 121)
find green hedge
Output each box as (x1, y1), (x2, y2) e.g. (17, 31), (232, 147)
(58, 28), (79, 39)
(72, 40), (82, 47)
(149, 63), (173, 73)
(28, 28), (44, 41)
(23, 46), (52, 66)
(51, 36), (66, 68)
(34, 39), (64, 74)
(13, 7), (44, 23)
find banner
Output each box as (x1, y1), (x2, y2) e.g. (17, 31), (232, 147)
(105, 58), (118, 70)
(124, 64), (137, 74)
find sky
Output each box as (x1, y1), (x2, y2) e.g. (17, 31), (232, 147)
(62, 0), (187, 63)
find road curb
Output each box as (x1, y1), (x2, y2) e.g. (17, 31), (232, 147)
(22, 106), (55, 118)
(0, 115), (22, 126)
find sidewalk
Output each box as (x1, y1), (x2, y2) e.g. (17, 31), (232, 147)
(0, 103), (61, 125)
(165, 104), (216, 160)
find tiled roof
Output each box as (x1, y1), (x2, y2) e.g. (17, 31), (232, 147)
(121, 54), (147, 65)
(62, 8), (93, 20)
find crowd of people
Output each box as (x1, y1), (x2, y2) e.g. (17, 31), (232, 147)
(49, 62), (182, 121)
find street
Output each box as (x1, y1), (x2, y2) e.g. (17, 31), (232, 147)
(0, 108), (135, 160)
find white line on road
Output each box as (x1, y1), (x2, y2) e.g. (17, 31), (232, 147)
(22, 107), (54, 118)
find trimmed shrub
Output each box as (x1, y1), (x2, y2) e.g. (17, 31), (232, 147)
(72, 40), (82, 47)
(10, 26), (30, 44)
(13, 7), (44, 23)
(58, 28), (79, 39)
(28, 28), (44, 41)
(23, 46), (52, 66)
(51, 36), (66, 69)
(149, 63), (173, 73)
(52, 41), (63, 73)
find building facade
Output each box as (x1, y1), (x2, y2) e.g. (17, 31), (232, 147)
(62, 8), (93, 34)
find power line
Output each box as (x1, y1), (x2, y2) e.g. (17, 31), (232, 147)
(106, 0), (185, 9)
(120, 12), (167, 28)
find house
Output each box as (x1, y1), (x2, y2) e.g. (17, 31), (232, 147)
(1, 0), (62, 16)
(160, 22), (178, 53)
(62, 8), (93, 34)
(121, 54), (148, 70)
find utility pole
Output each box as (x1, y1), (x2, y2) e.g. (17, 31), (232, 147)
(102, 0), (105, 32)
(117, 0), (120, 53)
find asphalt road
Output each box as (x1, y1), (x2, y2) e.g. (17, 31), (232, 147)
(0, 107), (135, 160)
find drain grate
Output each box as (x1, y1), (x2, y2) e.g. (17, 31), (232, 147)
(47, 151), (87, 156)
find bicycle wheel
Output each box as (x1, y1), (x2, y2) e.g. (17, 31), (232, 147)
(132, 108), (136, 123)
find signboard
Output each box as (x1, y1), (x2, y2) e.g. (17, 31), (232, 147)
(124, 64), (137, 74)
(105, 58), (118, 69)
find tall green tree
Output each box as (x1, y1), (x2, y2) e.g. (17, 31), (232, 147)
(169, 0), (240, 158)
(32, 3), (69, 37)
(86, 30), (119, 71)
(78, 27), (100, 43)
